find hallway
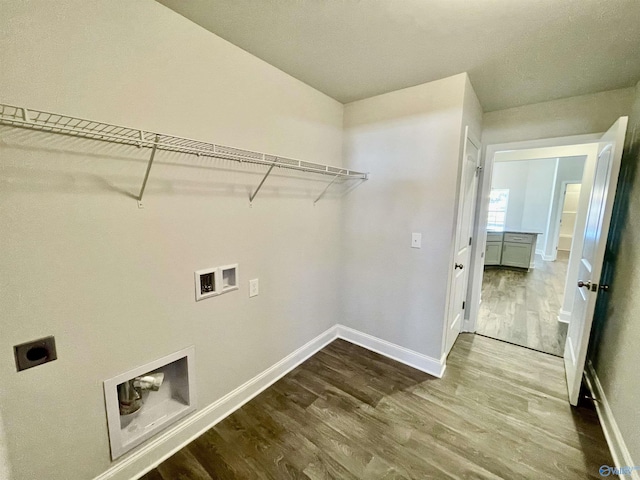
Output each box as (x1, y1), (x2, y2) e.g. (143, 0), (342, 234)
(477, 252), (569, 356)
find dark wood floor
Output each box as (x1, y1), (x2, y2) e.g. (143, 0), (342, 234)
(141, 334), (610, 480)
(477, 252), (569, 356)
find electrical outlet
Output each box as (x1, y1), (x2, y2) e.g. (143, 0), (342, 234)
(411, 232), (422, 248)
(14, 336), (57, 372)
(249, 278), (259, 297)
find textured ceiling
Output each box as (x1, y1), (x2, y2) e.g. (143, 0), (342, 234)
(157, 0), (640, 112)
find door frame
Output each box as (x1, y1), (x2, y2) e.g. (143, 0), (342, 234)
(464, 133), (602, 333)
(552, 180), (582, 256)
(554, 180), (583, 325)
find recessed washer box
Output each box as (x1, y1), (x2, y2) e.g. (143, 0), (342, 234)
(195, 264), (239, 300)
(195, 267), (218, 301)
(220, 264), (239, 293)
(103, 346), (196, 460)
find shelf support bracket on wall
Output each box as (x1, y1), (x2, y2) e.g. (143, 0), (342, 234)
(137, 134), (160, 208)
(313, 172), (342, 205)
(22, 107), (31, 123)
(249, 163), (276, 205)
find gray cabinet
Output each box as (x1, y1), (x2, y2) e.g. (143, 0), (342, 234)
(485, 231), (536, 270)
(485, 232), (503, 265)
(501, 242), (533, 268)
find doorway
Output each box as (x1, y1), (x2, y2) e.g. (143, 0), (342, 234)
(474, 154), (585, 356)
(465, 137), (602, 357)
(463, 119), (627, 406)
(557, 182), (582, 253)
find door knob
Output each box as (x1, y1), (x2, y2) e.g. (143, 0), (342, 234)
(455, 263), (464, 270)
(577, 280), (591, 289)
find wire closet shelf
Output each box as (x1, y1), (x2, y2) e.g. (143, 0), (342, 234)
(0, 103), (368, 205)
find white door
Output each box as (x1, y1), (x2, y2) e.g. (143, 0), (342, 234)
(445, 128), (480, 355)
(564, 117), (628, 406)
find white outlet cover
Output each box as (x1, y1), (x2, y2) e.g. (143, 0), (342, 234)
(249, 278), (259, 297)
(411, 233), (422, 248)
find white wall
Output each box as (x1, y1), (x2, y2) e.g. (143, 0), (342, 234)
(490, 158), (557, 249)
(491, 156), (586, 260)
(490, 156), (586, 258)
(491, 161), (529, 229)
(340, 73), (481, 360)
(483, 88), (635, 148)
(522, 159), (557, 250)
(491, 162), (524, 230)
(0, 2), (345, 479)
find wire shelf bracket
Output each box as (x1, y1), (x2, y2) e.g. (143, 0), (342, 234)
(137, 134), (160, 208)
(0, 103), (368, 206)
(249, 163), (275, 206)
(314, 172), (342, 205)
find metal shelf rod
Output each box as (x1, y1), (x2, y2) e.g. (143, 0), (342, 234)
(138, 134), (160, 203)
(314, 172), (342, 205)
(249, 163), (276, 205)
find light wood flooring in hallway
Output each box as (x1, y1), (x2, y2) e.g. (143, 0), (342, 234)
(142, 334), (611, 480)
(477, 251), (570, 356)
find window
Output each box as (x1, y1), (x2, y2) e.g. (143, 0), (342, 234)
(487, 189), (509, 230)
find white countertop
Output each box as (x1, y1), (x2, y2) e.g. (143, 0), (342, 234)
(487, 229), (542, 235)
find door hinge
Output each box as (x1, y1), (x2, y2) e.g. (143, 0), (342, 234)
(462, 301), (466, 310)
(469, 236), (472, 246)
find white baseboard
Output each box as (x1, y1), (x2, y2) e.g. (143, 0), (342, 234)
(95, 325), (339, 480)
(336, 325), (446, 378)
(94, 324), (445, 480)
(543, 254), (556, 261)
(536, 249), (556, 262)
(584, 361), (639, 480)
(558, 309), (571, 324)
